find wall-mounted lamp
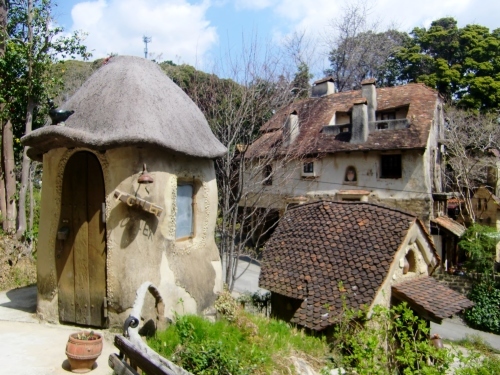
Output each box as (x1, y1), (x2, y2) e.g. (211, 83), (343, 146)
(138, 163), (154, 184)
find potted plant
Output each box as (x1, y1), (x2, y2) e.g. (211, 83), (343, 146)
(65, 330), (103, 373)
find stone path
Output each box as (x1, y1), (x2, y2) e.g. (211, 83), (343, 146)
(0, 285), (115, 375)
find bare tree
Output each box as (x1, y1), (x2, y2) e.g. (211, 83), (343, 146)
(162, 37), (302, 290)
(324, 1), (405, 91)
(443, 107), (500, 223)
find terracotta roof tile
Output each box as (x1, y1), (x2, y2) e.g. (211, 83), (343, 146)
(392, 277), (474, 322)
(259, 201), (421, 331)
(247, 83), (439, 158)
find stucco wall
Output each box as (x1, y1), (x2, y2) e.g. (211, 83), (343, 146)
(370, 223), (439, 311)
(243, 149), (434, 224)
(36, 146), (222, 327)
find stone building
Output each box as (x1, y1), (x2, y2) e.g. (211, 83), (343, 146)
(244, 79), (446, 227)
(259, 201), (473, 331)
(22, 56), (226, 328)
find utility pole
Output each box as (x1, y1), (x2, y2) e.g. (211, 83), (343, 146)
(143, 36), (151, 59)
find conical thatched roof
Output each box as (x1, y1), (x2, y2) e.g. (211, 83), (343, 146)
(22, 56), (226, 160)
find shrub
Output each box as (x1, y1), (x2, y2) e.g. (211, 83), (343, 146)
(459, 224), (498, 274)
(331, 303), (452, 374)
(464, 279), (500, 334)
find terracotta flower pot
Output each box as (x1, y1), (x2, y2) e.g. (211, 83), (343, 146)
(65, 331), (103, 373)
(430, 334), (443, 349)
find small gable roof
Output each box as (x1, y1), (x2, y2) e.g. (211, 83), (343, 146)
(392, 276), (474, 323)
(247, 83), (440, 158)
(22, 56), (226, 160)
(259, 201), (437, 331)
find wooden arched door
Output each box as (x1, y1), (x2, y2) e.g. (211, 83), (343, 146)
(56, 151), (107, 327)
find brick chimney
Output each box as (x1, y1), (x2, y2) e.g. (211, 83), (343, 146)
(311, 77), (336, 98)
(351, 98), (368, 144)
(361, 78), (377, 123)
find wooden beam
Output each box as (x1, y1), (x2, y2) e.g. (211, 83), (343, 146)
(108, 354), (139, 375)
(113, 335), (176, 375)
(114, 190), (164, 217)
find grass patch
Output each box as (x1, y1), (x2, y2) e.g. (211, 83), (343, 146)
(453, 334), (500, 355)
(148, 312), (330, 375)
(447, 335), (500, 375)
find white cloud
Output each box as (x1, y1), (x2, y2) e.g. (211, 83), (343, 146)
(234, 0), (276, 10)
(271, 0), (498, 36)
(68, 0), (218, 65)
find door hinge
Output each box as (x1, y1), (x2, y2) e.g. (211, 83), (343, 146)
(103, 297), (108, 318)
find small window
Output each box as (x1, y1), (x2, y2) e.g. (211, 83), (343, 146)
(344, 166), (357, 182)
(403, 250), (417, 274)
(263, 165), (273, 185)
(176, 184), (193, 239)
(340, 126), (349, 133)
(377, 123), (388, 130)
(380, 112), (396, 120)
(380, 154), (402, 179)
(303, 162), (314, 174)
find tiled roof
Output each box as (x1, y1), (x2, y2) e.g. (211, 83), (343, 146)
(431, 216), (466, 237)
(247, 83), (439, 158)
(392, 276), (474, 323)
(259, 201), (429, 331)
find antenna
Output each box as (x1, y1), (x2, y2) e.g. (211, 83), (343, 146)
(143, 36), (152, 59)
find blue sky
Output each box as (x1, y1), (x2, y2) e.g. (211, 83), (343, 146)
(54, 0), (500, 78)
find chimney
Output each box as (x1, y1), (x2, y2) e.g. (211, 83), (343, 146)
(311, 77), (336, 98)
(351, 98), (368, 144)
(284, 111), (299, 146)
(361, 78), (377, 123)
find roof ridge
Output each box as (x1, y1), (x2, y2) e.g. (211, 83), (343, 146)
(287, 199), (418, 218)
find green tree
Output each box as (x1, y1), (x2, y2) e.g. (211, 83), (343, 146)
(291, 62), (311, 99)
(459, 223), (498, 275)
(0, 0), (90, 238)
(394, 17), (500, 111)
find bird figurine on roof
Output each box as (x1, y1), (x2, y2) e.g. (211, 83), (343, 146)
(48, 99), (74, 125)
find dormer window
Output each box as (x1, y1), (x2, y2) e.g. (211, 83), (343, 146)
(377, 111), (396, 121)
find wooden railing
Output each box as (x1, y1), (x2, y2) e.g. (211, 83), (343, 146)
(109, 335), (176, 375)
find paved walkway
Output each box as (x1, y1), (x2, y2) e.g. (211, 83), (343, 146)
(0, 286), (115, 375)
(431, 315), (500, 351)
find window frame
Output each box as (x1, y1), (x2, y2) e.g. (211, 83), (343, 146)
(380, 154), (402, 179)
(175, 182), (196, 240)
(303, 162), (314, 174)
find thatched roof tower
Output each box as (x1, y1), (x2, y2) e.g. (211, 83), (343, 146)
(23, 55), (226, 160)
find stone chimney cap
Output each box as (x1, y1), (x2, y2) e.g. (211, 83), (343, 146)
(313, 76), (335, 85)
(353, 98), (368, 105)
(361, 78), (376, 85)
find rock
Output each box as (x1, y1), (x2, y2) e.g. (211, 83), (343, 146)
(290, 356), (318, 375)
